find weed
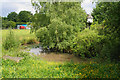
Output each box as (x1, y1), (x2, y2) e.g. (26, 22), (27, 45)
(3, 29), (20, 50)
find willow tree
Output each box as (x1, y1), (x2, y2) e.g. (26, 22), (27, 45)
(31, 0), (87, 52)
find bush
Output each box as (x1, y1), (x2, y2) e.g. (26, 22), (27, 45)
(21, 38), (27, 45)
(21, 37), (37, 45)
(72, 28), (104, 58)
(3, 29), (19, 50)
(7, 21), (16, 29)
(36, 18), (75, 52)
(100, 38), (120, 62)
(36, 27), (49, 47)
(2, 20), (16, 29)
(27, 37), (36, 44)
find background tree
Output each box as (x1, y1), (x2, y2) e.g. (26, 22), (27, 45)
(2, 17), (8, 21)
(7, 12), (18, 22)
(0, 16), (2, 29)
(2, 19), (8, 29)
(2, 20), (16, 29)
(7, 21), (16, 29)
(31, 12), (50, 32)
(2, 17), (8, 29)
(92, 2), (120, 35)
(18, 11), (33, 22)
(2, 11), (34, 29)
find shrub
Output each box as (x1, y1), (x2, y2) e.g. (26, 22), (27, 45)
(21, 38), (27, 45)
(90, 22), (105, 35)
(27, 37), (36, 44)
(36, 18), (75, 52)
(72, 28), (104, 58)
(21, 37), (37, 45)
(3, 29), (20, 50)
(100, 38), (120, 62)
(36, 27), (49, 47)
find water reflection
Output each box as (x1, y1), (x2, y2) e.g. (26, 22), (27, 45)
(29, 48), (43, 55)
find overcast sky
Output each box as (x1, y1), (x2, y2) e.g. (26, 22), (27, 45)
(0, 0), (96, 17)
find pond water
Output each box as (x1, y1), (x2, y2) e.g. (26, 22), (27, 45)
(29, 47), (44, 55)
(23, 45), (94, 63)
(23, 45), (45, 55)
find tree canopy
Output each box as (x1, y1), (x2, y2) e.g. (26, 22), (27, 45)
(18, 11), (33, 22)
(32, 2), (87, 31)
(32, 1), (87, 53)
(92, 2), (120, 36)
(7, 12), (18, 22)
(2, 10), (34, 29)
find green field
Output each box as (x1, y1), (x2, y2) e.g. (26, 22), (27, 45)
(1, 29), (119, 78)
(1, 29), (36, 41)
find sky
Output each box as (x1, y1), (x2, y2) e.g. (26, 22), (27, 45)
(0, 0), (96, 17)
(81, 0), (96, 14)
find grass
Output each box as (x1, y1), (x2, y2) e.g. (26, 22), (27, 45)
(1, 29), (120, 78)
(2, 29), (38, 46)
(2, 56), (119, 78)
(1, 29), (36, 42)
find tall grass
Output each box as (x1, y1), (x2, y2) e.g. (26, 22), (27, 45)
(2, 29), (36, 42)
(3, 29), (20, 50)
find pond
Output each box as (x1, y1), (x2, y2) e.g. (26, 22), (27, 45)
(23, 45), (94, 64)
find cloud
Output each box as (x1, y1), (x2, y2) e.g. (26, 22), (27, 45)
(1, 1), (35, 17)
(0, 0), (31, 2)
(81, 0), (96, 14)
(1, 0), (96, 17)
(14, 2), (35, 14)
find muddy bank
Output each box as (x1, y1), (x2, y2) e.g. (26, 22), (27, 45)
(37, 52), (94, 63)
